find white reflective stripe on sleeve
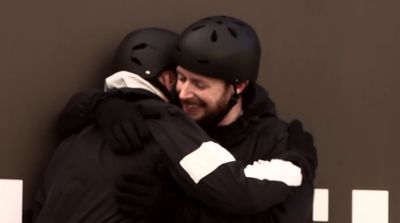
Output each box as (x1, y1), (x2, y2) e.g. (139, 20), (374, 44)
(179, 141), (236, 184)
(244, 159), (302, 186)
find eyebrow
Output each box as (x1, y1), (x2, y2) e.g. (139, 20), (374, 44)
(176, 68), (209, 86)
(177, 72), (201, 82)
(191, 78), (208, 87)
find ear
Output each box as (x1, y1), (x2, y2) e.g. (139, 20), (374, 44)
(158, 70), (177, 92)
(234, 80), (249, 94)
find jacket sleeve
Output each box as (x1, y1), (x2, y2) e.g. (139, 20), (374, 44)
(56, 90), (101, 140)
(55, 89), (119, 141)
(142, 101), (305, 215)
(152, 178), (314, 223)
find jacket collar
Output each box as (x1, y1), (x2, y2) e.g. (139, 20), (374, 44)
(104, 71), (168, 102)
(205, 83), (278, 148)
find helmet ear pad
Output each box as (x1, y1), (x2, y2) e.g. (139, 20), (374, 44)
(176, 16), (261, 83)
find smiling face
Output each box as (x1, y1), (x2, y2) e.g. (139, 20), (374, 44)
(175, 66), (234, 124)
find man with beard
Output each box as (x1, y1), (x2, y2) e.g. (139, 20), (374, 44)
(106, 16), (317, 223)
(50, 16), (317, 223)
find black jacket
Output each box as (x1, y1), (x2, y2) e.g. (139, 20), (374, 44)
(148, 83), (315, 223)
(35, 84), (315, 223)
(34, 125), (162, 222)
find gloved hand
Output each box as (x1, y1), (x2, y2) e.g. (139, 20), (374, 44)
(115, 172), (174, 221)
(95, 97), (151, 154)
(284, 120), (318, 181)
(56, 90), (109, 140)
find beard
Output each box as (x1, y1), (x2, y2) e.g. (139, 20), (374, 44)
(196, 96), (232, 129)
(178, 85), (234, 128)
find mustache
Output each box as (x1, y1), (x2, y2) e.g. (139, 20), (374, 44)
(181, 99), (204, 106)
(179, 98), (205, 106)
(176, 90), (204, 106)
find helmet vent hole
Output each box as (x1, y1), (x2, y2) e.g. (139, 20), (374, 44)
(132, 43), (147, 51)
(211, 30), (218, 42)
(192, 25), (205, 31)
(227, 27), (238, 38)
(233, 21), (245, 27)
(216, 20), (223, 24)
(131, 57), (142, 66)
(198, 60), (209, 64)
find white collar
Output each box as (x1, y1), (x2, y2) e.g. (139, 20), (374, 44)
(104, 71), (168, 102)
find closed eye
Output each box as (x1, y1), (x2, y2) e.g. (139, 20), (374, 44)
(177, 73), (186, 83)
(193, 80), (207, 90)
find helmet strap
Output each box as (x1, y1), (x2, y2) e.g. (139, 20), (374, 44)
(228, 85), (239, 107)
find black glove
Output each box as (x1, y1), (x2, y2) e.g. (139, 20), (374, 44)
(284, 120), (318, 180)
(56, 90), (109, 140)
(95, 97), (151, 154)
(116, 172), (176, 221)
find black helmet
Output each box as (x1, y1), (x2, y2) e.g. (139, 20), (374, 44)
(176, 15), (261, 83)
(113, 28), (178, 79)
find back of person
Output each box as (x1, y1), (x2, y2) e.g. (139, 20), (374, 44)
(33, 27), (179, 223)
(33, 123), (160, 223)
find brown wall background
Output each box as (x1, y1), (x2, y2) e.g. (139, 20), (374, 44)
(0, 0), (398, 222)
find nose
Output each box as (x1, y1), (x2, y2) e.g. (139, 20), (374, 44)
(177, 82), (194, 100)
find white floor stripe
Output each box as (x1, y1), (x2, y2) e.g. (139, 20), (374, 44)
(0, 179), (23, 223)
(352, 189), (389, 223)
(313, 188), (329, 222)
